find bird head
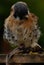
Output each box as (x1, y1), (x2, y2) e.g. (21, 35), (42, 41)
(10, 1), (29, 20)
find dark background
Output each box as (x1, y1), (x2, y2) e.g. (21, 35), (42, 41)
(0, 0), (44, 53)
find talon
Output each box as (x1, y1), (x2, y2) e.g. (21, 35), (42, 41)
(32, 46), (44, 53)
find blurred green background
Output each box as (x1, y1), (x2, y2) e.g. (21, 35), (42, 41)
(0, 0), (44, 52)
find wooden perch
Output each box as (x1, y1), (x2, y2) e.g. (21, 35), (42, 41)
(9, 53), (44, 63)
(0, 53), (44, 64)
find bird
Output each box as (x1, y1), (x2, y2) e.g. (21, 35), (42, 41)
(3, 1), (43, 56)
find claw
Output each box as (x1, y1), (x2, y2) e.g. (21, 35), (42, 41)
(31, 46), (44, 53)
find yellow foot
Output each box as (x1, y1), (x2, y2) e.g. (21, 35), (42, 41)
(29, 51), (39, 55)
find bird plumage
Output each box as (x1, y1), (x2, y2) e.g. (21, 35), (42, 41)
(3, 2), (41, 52)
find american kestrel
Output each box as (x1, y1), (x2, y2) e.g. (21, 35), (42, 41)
(3, 1), (43, 55)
